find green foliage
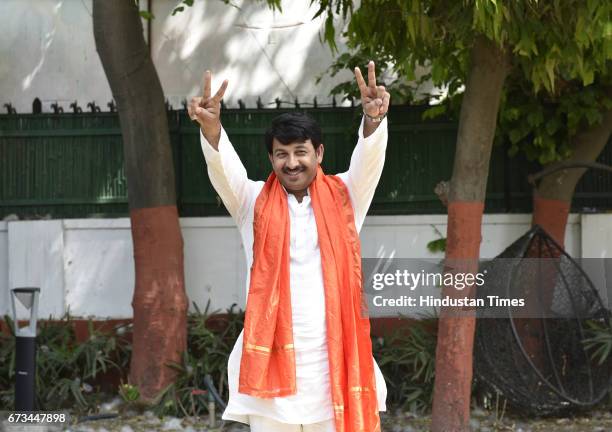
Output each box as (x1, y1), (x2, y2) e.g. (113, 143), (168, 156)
(171, 0), (283, 17)
(372, 319), (438, 412)
(139, 10), (155, 20)
(426, 225), (447, 254)
(1, 308), (444, 416)
(321, 0), (610, 93)
(0, 319), (14, 403)
(317, 51), (417, 104)
(499, 80), (611, 164)
(315, 0), (611, 165)
(311, 0), (354, 54)
(0, 303), (243, 416)
(583, 319), (612, 366)
(172, 0), (195, 16)
(119, 383), (140, 402)
(0, 314), (131, 412)
(133, 0), (155, 19)
(427, 238), (446, 254)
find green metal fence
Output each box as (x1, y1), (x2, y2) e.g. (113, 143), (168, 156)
(1, 106), (610, 219)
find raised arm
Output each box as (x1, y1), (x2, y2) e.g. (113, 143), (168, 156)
(338, 62), (391, 231)
(354, 61), (390, 138)
(189, 70), (228, 148)
(188, 71), (255, 226)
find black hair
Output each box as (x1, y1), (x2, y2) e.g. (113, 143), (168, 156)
(264, 112), (323, 154)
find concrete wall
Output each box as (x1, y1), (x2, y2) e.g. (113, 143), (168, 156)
(3, 213), (609, 320)
(8, 221), (65, 320)
(0, 0), (112, 113)
(0, 0), (367, 113)
(360, 214), (582, 260)
(582, 214), (612, 258)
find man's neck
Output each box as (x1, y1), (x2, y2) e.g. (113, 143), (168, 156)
(291, 190), (307, 203)
(280, 183), (309, 203)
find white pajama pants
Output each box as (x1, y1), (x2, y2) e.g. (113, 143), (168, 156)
(248, 415), (336, 431)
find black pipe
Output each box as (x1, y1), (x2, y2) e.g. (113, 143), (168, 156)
(204, 374), (227, 410)
(78, 413), (120, 423)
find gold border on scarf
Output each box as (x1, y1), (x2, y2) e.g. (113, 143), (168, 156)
(350, 386), (370, 392)
(245, 343), (271, 353)
(239, 385), (297, 397)
(245, 342), (294, 354)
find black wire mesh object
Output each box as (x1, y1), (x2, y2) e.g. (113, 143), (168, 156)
(474, 225), (612, 415)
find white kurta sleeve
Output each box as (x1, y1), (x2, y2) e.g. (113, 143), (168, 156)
(200, 127), (256, 227)
(337, 116), (388, 231)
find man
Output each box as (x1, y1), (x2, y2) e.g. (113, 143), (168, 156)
(188, 61), (390, 432)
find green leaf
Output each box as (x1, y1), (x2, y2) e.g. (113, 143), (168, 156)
(407, 16), (417, 42)
(544, 57), (556, 92)
(585, 108), (602, 125)
(581, 66), (595, 86)
(324, 15), (337, 52)
(427, 238), (446, 253)
(422, 104), (446, 120)
(430, 61), (445, 84)
(505, 108), (520, 121)
(509, 128), (524, 144)
(139, 10), (155, 20)
(545, 117), (561, 135)
(312, 4), (327, 19)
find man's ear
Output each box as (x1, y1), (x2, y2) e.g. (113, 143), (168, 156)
(316, 143), (324, 164)
(268, 153), (273, 164)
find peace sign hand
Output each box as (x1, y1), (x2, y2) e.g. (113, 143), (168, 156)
(354, 61), (390, 120)
(188, 70), (228, 142)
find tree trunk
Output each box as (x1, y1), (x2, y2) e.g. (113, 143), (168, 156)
(93, 0), (189, 402)
(431, 36), (509, 432)
(533, 106), (612, 246)
(518, 103), (612, 372)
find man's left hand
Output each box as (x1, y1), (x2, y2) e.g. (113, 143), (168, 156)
(354, 61), (390, 120)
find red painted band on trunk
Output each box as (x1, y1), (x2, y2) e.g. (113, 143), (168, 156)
(520, 195), (570, 369)
(532, 195), (570, 248)
(129, 205), (189, 401)
(445, 201), (484, 259)
(432, 201), (484, 432)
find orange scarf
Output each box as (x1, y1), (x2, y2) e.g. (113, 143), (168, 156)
(239, 166), (380, 432)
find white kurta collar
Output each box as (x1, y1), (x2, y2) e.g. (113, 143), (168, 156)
(280, 183), (311, 204)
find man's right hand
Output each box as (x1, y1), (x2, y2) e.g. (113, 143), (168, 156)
(188, 70), (228, 149)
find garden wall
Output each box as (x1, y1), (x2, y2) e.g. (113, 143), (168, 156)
(4, 213), (609, 321)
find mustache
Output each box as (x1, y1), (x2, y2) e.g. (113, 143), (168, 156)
(283, 167), (304, 173)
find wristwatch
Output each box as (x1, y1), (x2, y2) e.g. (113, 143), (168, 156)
(363, 112), (386, 123)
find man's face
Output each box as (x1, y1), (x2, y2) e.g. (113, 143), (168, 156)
(269, 138), (324, 196)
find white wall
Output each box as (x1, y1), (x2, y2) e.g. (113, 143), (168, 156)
(180, 218), (247, 313)
(2, 213), (608, 320)
(360, 214), (581, 260)
(63, 219), (134, 318)
(0, 0), (112, 113)
(582, 214), (612, 258)
(581, 214), (612, 309)
(151, 0), (358, 110)
(0, 0), (365, 114)
(8, 221), (65, 320)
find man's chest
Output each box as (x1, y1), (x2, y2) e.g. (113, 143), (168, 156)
(288, 201), (320, 260)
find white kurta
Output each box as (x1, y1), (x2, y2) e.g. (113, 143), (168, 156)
(200, 116), (389, 425)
